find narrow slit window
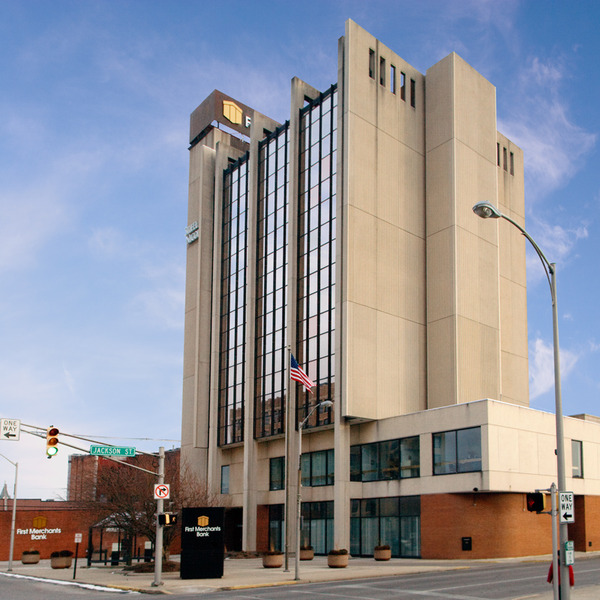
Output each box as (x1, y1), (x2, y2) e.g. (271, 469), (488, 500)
(510, 152), (514, 175)
(410, 78), (416, 107)
(390, 65), (396, 94)
(380, 57), (386, 86)
(400, 72), (406, 101)
(369, 49), (375, 79)
(503, 147), (508, 171)
(497, 143), (501, 166)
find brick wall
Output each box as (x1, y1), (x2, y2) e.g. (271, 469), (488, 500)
(421, 492), (553, 559)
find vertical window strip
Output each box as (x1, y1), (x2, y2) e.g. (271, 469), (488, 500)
(218, 157), (249, 446)
(296, 86), (337, 430)
(390, 65), (396, 94)
(255, 124), (290, 438)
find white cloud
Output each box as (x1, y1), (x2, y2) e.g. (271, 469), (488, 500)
(498, 56), (597, 202)
(529, 337), (579, 400)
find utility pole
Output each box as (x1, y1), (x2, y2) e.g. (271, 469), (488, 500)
(152, 446), (165, 587)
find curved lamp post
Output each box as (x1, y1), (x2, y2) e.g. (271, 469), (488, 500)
(295, 399), (333, 581)
(473, 201), (569, 600)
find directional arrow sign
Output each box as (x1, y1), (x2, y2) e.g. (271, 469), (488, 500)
(559, 491), (575, 524)
(0, 419), (20, 441)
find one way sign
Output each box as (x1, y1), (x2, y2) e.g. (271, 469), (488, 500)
(559, 491), (575, 523)
(0, 419), (21, 441)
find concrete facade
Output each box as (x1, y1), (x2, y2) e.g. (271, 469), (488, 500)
(181, 20), (600, 559)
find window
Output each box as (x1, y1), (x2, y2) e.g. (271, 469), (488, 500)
(221, 465), (230, 494)
(400, 72), (406, 101)
(301, 449), (334, 486)
(433, 427), (482, 475)
(350, 496), (420, 558)
(269, 456), (285, 490)
(510, 151), (515, 175)
(497, 142), (501, 166)
(268, 504), (284, 551)
(380, 57), (386, 87)
(369, 49), (375, 79)
(572, 440), (583, 478)
(503, 147), (508, 171)
(410, 78), (416, 107)
(390, 65), (396, 94)
(300, 501), (333, 554)
(350, 436), (420, 482)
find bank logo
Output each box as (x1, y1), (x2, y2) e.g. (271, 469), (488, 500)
(32, 516), (47, 528)
(223, 100), (243, 125)
(197, 515), (209, 527)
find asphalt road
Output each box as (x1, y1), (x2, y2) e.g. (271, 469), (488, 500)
(1, 556), (599, 599)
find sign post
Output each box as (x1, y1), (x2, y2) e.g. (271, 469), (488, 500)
(152, 447), (165, 588)
(73, 533), (82, 579)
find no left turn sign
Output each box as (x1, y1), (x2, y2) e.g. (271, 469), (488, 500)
(154, 483), (170, 500)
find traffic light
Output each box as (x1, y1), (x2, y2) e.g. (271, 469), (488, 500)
(46, 426), (59, 458)
(158, 513), (178, 526)
(526, 492), (545, 513)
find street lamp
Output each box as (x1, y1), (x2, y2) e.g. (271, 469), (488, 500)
(295, 399), (333, 581)
(473, 201), (569, 600)
(0, 453), (18, 572)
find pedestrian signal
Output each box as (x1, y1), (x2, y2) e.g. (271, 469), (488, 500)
(526, 492), (545, 513)
(46, 426), (59, 458)
(158, 513), (178, 526)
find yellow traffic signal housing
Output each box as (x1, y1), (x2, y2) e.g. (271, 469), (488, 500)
(526, 492), (545, 513)
(46, 426), (59, 458)
(158, 513), (178, 526)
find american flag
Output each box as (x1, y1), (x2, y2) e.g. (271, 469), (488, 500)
(290, 354), (314, 391)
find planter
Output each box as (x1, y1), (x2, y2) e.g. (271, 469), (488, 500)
(21, 552), (40, 564)
(262, 553), (283, 568)
(373, 547), (391, 561)
(300, 547), (314, 561)
(51, 556), (73, 569)
(327, 550), (348, 568)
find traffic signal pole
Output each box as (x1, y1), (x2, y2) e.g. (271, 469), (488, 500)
(152, 446), (165, 587)
(550, 483), (559, 600)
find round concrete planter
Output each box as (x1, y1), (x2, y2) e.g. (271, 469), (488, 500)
(21, 552), (40, 564)
(327, 550), (348, 568)
(300, 547), (314, 561)
(50, 553), (73, 569)
(262, 552), (283, 568)
(373, 546), (391, 561)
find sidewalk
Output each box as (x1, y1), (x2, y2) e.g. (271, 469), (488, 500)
(1, 555), (599, 597)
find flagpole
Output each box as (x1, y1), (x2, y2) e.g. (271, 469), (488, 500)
(283, 345), (291, 572)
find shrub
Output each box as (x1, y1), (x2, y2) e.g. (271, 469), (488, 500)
(328, 548), (348, 556)
(22, 550), (40, 555)
(375, 544), (390, 551)
(51, 550), (74, 558)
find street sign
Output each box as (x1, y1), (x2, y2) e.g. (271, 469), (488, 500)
(74, 533), (83, 544)
(154, 483), (170, 499)
(559, 491), (575, 523)
(89, 445), (136, 457)
(0, 419), (20, 441)
(564, 540), (575, 565)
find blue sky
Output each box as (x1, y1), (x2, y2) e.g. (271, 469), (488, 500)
(1, 0), (599, 499)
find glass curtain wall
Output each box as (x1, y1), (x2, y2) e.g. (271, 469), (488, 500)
(300, 501), (334, 554)
(255, 125), (290, 438)
(218, 157), (249, 446)
(296, 86), (337, 428)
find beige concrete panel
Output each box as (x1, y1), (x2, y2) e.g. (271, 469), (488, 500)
(453, 55), (497, 162)
(425, 141), (454, 237)
(456, 227), (500, 328)
(426, 227), (456, 324)
(375, 130), (400, 223)
(455, 142), (498, 234)
(344, 20), (378, 127)
(456, 316), (500, 404)
(425, 54), (454, 152)
(397, 145), (426, 235)
(500, 352), (529, 407)
(427, 316), (457, 408)
(345, 302), (378, 419)
(499, 278), (528, 357)
(347, 206), (378, 307)
(498, 215), (527, 284)
(347, 115), (377, 216)
(374, 311), (399, 419)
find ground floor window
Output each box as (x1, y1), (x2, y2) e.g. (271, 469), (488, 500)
(300, 501), (333, 555)
(268, 504), (283, 551)
(350, 496), (420, 558)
